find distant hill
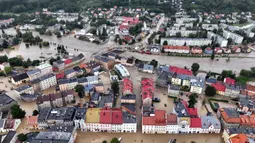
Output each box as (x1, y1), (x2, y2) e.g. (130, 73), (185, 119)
(183, 0), (255, 13)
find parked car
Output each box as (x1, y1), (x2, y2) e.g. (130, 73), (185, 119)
(152, 97), (161, 102)
(168, 139), (176, 143)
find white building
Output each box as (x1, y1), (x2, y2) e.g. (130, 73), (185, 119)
(36, 74), (57, 90)
(243, 30), (255, 38)
(26, 69), (42, 81)
(15, 85), (34, 95)
(122, 112), (137, 133)
(167, 29), (198, 37)
(207, 31), (228, 47)
(201, 116), (221, 133)
(176, 18), (198, 24)
(202, 24), (219, 31)
(223, 30), (244, 44)
(58, 78), (78, 91)
(166, 114), (178, 134)
(161, 38), (212, 46)
(142, 110), (166, 134)
(36, 63), (53, 76)
(114, 64), (130, 79)
(190, 77), (205, 94)
(163, 45), (190, 54)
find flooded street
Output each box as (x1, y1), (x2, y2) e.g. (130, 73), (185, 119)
(121, 52), (255, 73)
(77, 131), (224, 143)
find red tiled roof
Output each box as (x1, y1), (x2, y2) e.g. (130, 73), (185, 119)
(27, 116), (38, 126)
(56, 72), (65, 79)
(64, 59), (72, 65)
(163, 46), (190, 50)
(224, 77), (236, 85)
(190, 118), (202, 128)
(141, 78), (154, 86)
(111, 109), (123, 124)
(230, 134), (248, 143)
(211, 82), (226, 92)
(167, 114), (177, 125)
(169, 66), (192, 76)
(155, 110), (166, 125)
(100, 109), (112, 124)
(123, 78), (133, 93)
(142, 110), (166, 126)
(219, 108), (240, 124)
(187, 108), (198, 117)
(142, 116), (155, 125)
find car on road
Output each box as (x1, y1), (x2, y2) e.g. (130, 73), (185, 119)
(168, 139), (176, 143)
(153, 97), (161, 102)
(118, 137), (122, 142)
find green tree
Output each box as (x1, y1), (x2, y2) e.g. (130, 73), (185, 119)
(4, 66), (12, 75)
(11, 104), (26, 118)
(0, 55), (8, 63)
(13, 38), (20, 45)
(32, 110), (39, 116)
(211, 53), (215, 60)
(56, 32), (62, 38)
(176, 32), (182, 38)
(205, 85), (216, 97)
(110, 138), (119, 143)
(227, 38), (233, 45)
(163, 40), (168, 45)
(111, 81), (119, 94)
(75, 84), (85, 98)
(2, 40), (9, 49)
(2, 29), (5, 34)
(18, 133), (27, 142)
(188, 93), (197, 108)
(102, 141), (107, 143)
(191, 63), (200, 75)
(150, 59), (158, 68)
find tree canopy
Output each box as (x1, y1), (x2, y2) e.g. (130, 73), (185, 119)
(188, 93), (197, 108)
(111, 81), (119, 94)
(75, 84), (85, 98)
(205, 85), (216, 97)
(191, 63), (200, 75)
(11, 104), (26, 119)
(110, 138), (120, 143)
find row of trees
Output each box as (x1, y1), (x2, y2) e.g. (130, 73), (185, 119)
(0, 55), (40, 68)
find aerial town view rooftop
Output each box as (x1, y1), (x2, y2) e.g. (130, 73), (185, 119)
(0, 0), (255, 143)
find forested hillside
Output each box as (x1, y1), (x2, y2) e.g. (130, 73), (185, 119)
(183, 0), (255, 13)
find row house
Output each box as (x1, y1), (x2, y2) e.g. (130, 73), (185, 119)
(217, 108), (240, 128)
(166, 29), (198, 37)
(207, 31), (228, 47)
(191, 47), (203, 54)
(15, 85), (34, 95)
(26, 69), (42, 81)
(94, 55), (115, 70)
(74, 108), (87, 129)
(141, 78), (154, 106)
(211, 82), (226, 96)
(11, 73), (29, 85)
(245, 82), (255, 98)
(99, 94), (113, 108)
(122, 78), (133, 95)
(166, 113), (178, 134)
(53, 60), (65, 71)
(223, 30), (244, 44)
(160, 38), (212, 46)
(222, 127), (255, 143)
(79, 61), (101, 74)
(162, 46), (190, 54)
(142, 110), (167, 134)
(168, 84), (180, 97)
(83, 108), (136, 133)
(225, 85), (241, 98)
(190, 76), (205, 94)
(138, 63), (154, 74)
(237, 97), (254, 115)
(38, 107), (76, 128)
(36, 63), (53, 76)
(27, 116), (42, 130)
(64, 69), (77, 79)
(36, 90), (74, 109)
(121, 94), (136, 104)
(200, 116), (221, 133)
(58, 78), (78, 91)
(0, 119), (21, 133)
(31, 73), (57, 91)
